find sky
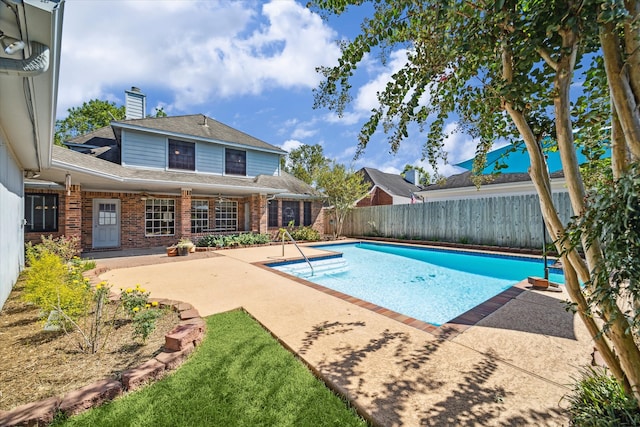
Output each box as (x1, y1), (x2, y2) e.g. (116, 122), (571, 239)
(56, 0), (479, 178)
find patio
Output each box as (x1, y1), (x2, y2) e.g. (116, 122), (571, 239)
(96, 243), (593, 426)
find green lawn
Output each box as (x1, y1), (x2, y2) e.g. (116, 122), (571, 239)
(56, 310), (367, 427)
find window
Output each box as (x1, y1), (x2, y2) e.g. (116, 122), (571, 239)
(25, 194), (58, 232)
(303, 201), (312, 226)
(98, 203), (117, 225)
(191, 200), (209, 233)
(225, 148), (246, 176)
(214, 201), (237, 232)
(145, 199), (175, 236)
(168, 139), (195, 171)
(281, 201), (299, 226)
(268, 199), (278, 227)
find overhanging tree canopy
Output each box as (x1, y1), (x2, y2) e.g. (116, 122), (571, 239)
(310, 0), (640, 402)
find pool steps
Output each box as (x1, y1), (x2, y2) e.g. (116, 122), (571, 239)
(277, 258), (349, 278)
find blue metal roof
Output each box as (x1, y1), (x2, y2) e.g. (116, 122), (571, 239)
(456, 141), (610, 174)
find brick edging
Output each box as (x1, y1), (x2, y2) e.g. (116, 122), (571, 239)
(0, 293), (206, 426)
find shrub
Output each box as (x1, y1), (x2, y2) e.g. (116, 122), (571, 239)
(23, 251), (91, 323)
(120, 284), (150, 316)
(565, 367), (640, 426)
(290, 226), (320, 242)
(132, 305), (162, 343)
(26, 235), (80, 265)
(196, 233), (272, 247)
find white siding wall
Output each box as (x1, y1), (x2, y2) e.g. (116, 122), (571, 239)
(247, 150), (279, 177)
(0, 137), (25, 309)
(197, 142), (223, 174)
(121, 129), (166, 168)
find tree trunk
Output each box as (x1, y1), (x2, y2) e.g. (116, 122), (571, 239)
(600, 23), (640, 159)
(611, 101), (629, 179)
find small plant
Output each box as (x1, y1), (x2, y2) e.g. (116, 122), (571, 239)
(132, 304), (162, 343)
(177, 238), (195, 249)
(120, 284), (150, 316)
(25, 235), (80, 265)
(564, 367), (640, 426)
(120, 284), (161, 343)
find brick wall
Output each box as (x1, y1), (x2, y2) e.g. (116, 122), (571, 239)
(25, 188), (326, 251)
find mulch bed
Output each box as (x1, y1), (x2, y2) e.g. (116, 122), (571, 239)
(0, 281), (179, 411)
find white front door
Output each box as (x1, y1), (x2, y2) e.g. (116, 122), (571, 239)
(93, 199), (120, 248)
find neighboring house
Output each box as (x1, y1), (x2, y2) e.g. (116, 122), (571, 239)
(356, 167), (422, 207)
(25, 88), (324, 252)
(0, 0), (64, 308)
(417, 142), (607, 201)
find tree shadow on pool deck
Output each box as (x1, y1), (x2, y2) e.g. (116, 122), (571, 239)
(463, 290), (579, 341)
(299, 320), (567, 426)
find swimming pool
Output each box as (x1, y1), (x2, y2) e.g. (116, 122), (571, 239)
(269, 242), (564, 326)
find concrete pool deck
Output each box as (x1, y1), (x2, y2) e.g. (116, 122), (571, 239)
(94, 242), (594, 426)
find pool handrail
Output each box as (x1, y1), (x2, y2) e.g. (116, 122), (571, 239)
(281, 229), (314, 276)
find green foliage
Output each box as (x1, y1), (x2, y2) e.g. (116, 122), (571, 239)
(119, 284), (160, 343)
(23, 251), (91, 323)
(132, 307), (162, 343)
(316, 163), (370, 238)
(565, 368), (640, 426)
(565, 162), (640, 332)
(176, 238), (195, 249)
(55, 99), (125, 146)
(196, 233), (271, 248)
(120, 284), (151, 317)
(26, 235), (81, 265)
(281, 144), (329, 185)
(290, 226), (321, 241)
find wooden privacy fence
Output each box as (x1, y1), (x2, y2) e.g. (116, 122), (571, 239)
(342, 192), (573, 249)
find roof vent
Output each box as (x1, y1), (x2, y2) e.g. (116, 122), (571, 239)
(125, 86), (146, 119)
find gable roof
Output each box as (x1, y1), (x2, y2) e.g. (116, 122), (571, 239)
(36, 146), (319, 198)
(111, 114), (286, 154)
(66, 114), (286, 159)
(359, 167), (421, 198)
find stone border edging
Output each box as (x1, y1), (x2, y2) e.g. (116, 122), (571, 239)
(0, 266), (206, 427)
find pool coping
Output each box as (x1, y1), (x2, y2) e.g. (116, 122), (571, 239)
(253, 244), (536, 340)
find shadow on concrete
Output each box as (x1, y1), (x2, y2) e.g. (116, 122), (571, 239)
(474, 291), (578, 340)
(300, 320), (567, 426)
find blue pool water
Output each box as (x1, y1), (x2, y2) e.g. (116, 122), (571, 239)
(270, 242), (564, 326)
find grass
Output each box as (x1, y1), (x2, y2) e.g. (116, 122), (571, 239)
(56, 310), (368, 427)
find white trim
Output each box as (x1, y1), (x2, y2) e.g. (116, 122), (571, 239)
(417, 177), (568, 201)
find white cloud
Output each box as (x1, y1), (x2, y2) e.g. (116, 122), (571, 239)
(291, 126), (318, 139)
(280, 139), (303, 153)
(57, 0), (341, 114)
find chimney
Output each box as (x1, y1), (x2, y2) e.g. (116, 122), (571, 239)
(404, 168), (421, 185)
(125, 86), (146, 119)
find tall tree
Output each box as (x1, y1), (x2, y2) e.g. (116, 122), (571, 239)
(316, 163), (370, 238)
(281, 144), (330, 185)
(310, 0), (640, 399)
(55, 99), (125, 146)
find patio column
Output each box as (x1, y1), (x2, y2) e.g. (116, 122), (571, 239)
(179, 188), (191, 239)
(250, 194), (267, 234)
(64, 184), (82, 246)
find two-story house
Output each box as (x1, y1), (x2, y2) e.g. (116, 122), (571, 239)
(25, 88), (324, 252)
(0, 0), (63, 309)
